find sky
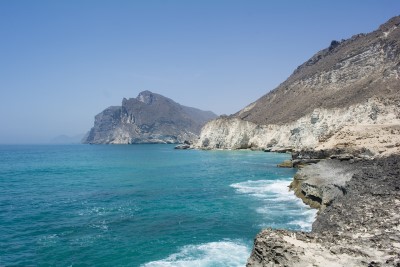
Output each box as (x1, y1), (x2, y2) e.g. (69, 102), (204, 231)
(0, 0), (399, 143)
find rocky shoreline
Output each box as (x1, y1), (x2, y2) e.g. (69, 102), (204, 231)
(183, 15), (400, 266)
(247, 154), (400, 267)
(188, 16), (400, 266)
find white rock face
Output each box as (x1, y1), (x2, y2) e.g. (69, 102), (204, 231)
(195, 98), (400, 156)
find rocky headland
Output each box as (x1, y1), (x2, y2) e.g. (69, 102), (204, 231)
(192, 16), (400, 266)
(83, 91), (217, 144)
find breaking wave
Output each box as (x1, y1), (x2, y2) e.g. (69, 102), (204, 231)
(230, 179), (317, 231)
(141, 240), (250, 267)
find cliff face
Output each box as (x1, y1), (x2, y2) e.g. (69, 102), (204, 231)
(198, 98), (400, 156)
(196, 16), (400, 157)
(83, 91), (217, 144)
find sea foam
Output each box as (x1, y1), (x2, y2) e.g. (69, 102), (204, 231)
(230, 179), (296, 201)
(141, 240), (250, 267)
(230, 179), (317, 231)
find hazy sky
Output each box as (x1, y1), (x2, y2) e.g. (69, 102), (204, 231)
(0, 0), (399, 143)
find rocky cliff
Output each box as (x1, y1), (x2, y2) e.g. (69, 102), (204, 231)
(195, 16), (400, 157)
(83, 91), (217, 144)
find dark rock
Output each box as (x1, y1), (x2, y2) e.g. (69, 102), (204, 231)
(202, 138), (210, 148)
(248, 155), (400, 266)
(272, 147), (293, 153)
(329, 40), (341, 51)
(174, 144), (191, 150)
(292, 158), (320, 168)
(292, 149), (333, 160)
(292, 148), (374, 161)
(330, 153), (354, 160)
(266, 139), (278, 148)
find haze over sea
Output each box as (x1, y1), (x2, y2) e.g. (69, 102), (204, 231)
(1, 144), (315, 266)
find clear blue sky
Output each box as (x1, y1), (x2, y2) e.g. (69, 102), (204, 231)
(0, 0), (399, 143)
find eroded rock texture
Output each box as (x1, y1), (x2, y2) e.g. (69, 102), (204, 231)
(247, 156), (400, 267)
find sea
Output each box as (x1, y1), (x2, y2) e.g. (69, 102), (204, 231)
(0, 144), (316, 266)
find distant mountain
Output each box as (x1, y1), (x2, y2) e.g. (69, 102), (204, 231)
(83, 91), (217, 144)
(51, 134), (85, 144)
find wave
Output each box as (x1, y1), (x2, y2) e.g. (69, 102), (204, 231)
(230, 179), (296, 201)
(230, 179), (317, 231)
(288, 209), (317, 230)
(141, 240), (250, 267)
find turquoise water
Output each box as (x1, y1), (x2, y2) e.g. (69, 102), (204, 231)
(0, 144), (315, 266)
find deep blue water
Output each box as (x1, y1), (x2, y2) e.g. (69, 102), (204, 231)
(0, 144), (315, 266)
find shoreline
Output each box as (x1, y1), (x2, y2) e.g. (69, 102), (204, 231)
(247, 153), (400, 267)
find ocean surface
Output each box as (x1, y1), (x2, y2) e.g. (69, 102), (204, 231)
(0, 144), (316, 266)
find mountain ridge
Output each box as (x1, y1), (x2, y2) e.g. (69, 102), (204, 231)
(234, 15), (400, 125)
(196, 15), (400, 157)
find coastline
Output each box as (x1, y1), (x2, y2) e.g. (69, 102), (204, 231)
(189, 15), (400, 266)
(247, 153), (400, 267)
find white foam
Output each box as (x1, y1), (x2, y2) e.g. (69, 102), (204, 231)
(230, 179), (295, 201)
(141, 240), (250, 267)
(288, 209), (317, 231)
(230, 179), (317, 231)
(89, 220), (109, 231)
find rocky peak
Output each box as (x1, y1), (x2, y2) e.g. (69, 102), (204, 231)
(137, 90), (155, 105)
(378, 15), (400, 34)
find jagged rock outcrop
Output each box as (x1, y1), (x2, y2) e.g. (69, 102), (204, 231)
(289, 160), (358, 210)
(247, 156), (400, 267)
(83, 91), (217, 144)
(195, 16), (400, 157)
